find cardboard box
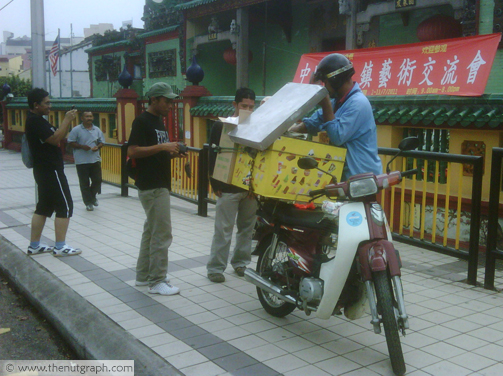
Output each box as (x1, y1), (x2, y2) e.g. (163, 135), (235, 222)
(228, 83), (328, 150)
(231, 136), (346, 202)
(211, 111), (251, 184)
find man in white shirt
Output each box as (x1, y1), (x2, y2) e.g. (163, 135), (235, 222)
(68, 111), (105, 211)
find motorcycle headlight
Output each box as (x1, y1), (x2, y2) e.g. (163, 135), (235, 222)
(349, 178), (378, 198)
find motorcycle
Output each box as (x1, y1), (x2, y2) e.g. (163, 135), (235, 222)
(244, 137), (420, 376)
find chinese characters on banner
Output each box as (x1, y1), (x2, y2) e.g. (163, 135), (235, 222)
(293, 33), (501, 96)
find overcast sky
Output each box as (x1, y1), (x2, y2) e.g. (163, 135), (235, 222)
(0, 0), (146, 41)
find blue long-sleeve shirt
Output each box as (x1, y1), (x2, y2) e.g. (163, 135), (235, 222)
(303, 82), (382, 181)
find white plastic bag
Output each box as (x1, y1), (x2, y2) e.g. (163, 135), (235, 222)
(21, 134), (33, 168)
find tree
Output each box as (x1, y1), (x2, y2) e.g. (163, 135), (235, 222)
(0, 76), (32, 98)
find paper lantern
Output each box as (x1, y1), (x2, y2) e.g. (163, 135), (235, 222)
(417, 14), (462, 42)
(223, 48), (253, 66)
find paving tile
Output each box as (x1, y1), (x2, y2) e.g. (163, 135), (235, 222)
(197, 342), (240, 360)
(283, 365), (331, 376)
(139, 332), (178, 348)
(403, 349), (442, 368)
(315, 356), (361, 375)
(246, 344), (288, 362)
(153, 341), (193, 358)
(231, 363), (281, 376)
(291, 346), (335, 364)
(3, 150), (503, 376)
(179, 361), (225, 376)
(165, 349), (209, 369)
(212, 351), (258, 373)
(157, 317), (194, 332)
(343, 347), (389, 367)
(184, 333), (224, 350)
(128, 324), (165, 339)
(135, 304), (179, 323)
(449, 352), (498, 372)
(170, 325), (208, 340)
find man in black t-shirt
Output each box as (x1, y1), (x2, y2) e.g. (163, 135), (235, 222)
(25, 88), (81, 257)
(128, 82), (185, 296)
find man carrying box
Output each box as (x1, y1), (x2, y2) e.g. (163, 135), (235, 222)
(207, 88), (257, 283)
(290, 53), (382, 181)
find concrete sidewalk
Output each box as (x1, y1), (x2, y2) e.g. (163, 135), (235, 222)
(0, 148), (502, 376)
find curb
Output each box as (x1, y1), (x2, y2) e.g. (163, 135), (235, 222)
(0, 236), (183, 376)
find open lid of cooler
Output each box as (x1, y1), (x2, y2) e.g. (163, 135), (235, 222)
(228, 82), (328, 150)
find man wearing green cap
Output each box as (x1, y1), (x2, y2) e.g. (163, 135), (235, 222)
(128, 82), (185, 296)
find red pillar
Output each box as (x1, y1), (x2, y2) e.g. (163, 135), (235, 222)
(1, 100), (12, 149)
(114, 88), (139, 144)
(179, 85), (212, 147)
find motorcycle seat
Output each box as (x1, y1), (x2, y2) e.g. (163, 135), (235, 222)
(258, 200), (336, 232)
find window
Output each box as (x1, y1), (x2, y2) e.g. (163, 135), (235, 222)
(101, 118), (107, 135)
(95, 55), (121, 82)
(108, 114), (116, 138)
(148, 49), (176, 78)
(403, 128), (450, 183)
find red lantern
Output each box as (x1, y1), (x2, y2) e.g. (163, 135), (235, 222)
(417, 14), (462, 42)
(223, 48), (253, 65)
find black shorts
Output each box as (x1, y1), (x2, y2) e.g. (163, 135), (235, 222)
(33, 168), (73, 218)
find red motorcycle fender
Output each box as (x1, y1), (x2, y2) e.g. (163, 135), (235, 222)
(358, 240), (401, 281)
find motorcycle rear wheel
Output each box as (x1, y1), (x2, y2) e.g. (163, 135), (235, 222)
(256, 235), (297, 317)
(373, 271), (406, 376)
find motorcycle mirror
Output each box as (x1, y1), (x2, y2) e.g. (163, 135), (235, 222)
(398, 137), (420, 152)
(297, 157), (318, 170)
(386, 137), (420, 174)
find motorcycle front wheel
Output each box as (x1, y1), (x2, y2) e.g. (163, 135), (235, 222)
(256, 235), (297, 317)
(373, 271), (406, 376)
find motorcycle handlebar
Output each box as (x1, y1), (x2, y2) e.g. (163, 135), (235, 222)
(309, 188), (326, 197)
(401, 169), (419, 178)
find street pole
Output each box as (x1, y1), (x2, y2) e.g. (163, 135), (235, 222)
(31, 0), (46, 89)
(70, 23), (74, 98)
(58, 28), (62, 98)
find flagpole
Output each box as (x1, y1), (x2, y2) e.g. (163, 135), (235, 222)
(48, 58), (52, 94)
(58, 28), (62, 98)
(70, 23), (74, 98)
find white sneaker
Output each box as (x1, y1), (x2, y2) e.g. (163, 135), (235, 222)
(135, 276), (170, 286)
(27, 243), (53, 255)
(148, 282), (180, 296)
(53, 245), (82, 257)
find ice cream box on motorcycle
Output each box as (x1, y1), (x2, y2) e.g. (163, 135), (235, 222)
(231, 136), (346, 202)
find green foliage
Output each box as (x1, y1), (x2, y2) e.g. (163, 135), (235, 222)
(0, 76), (32, 97)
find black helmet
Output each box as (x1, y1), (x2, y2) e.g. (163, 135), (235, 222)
(313, 53), (355, 91)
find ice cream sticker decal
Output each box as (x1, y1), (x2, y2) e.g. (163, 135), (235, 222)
(346, 211), (363, 227)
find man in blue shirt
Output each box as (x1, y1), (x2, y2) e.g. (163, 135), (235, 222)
(68, 111), (105, 211)
(290, 53), (382, 181)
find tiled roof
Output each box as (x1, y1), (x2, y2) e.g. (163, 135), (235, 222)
(370, 94), (503, 128)
(190, 94), (503, 128)
(189, 96), (265, 117)
(6, 98), (117, 113)
(175, 0), (220, 11)
(85, 40), (131, 53)
(137, 26), (179, 39)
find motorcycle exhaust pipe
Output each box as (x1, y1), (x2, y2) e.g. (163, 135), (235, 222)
(244, 269), (297, 305)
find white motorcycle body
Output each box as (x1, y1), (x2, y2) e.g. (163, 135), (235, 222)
(316, 202), (369, 319)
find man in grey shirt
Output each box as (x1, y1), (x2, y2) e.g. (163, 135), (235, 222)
(68, 111), (105, 211)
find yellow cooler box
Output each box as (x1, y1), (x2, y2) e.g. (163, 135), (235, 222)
(231, 137), (346, 202)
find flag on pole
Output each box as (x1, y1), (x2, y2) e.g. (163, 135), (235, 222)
(49, 33), (60, 77)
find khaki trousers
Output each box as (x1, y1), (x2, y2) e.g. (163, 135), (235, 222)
(137, 188), (172, 286)
(207, 192), (257, 274)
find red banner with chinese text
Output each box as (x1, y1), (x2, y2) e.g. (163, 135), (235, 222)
(293, 33), (501, 96)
